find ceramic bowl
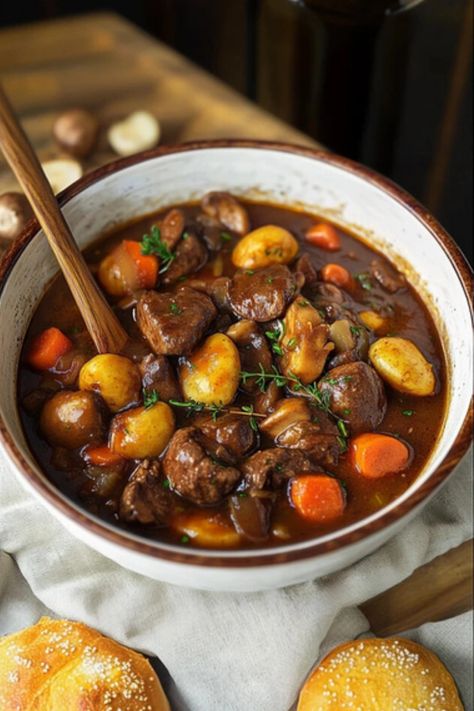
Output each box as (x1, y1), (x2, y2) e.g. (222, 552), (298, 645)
(0, 141), (472, 592)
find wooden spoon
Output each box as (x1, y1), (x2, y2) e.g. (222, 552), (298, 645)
(0, 86), (127, 354)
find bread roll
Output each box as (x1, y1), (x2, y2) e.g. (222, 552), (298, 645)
(0, 617), (170, 710)
(297, 637), (464, 710)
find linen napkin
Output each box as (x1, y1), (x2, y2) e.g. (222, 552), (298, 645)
(0, 451), (472, 711)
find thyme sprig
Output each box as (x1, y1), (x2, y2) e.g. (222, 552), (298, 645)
(168, 398), (265, 423)
(240, 364), (332, 413)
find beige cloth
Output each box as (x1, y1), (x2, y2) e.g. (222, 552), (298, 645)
(0, 452), (472, 711)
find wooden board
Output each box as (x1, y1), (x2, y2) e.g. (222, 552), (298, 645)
(0, 11), (472, 632)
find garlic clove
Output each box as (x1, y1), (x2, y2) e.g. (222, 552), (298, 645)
(107, 111), (160, 157)
(41, 159), (83, 194)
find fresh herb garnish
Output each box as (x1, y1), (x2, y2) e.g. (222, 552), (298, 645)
(350, 325), (362, 336)
(140, 225), (175, 273)
(287, 337), (298, 350)
(244, 269), (255, 276)
(241, 404), (259, 432)
(143, 388), (160, 408)
(355, 273), (373, 291)
(162, 478), (170, 489)
(402, 409), (415, 416)
(169, 301), (182, 316)
(180, 535), (190, 544)
(168, 398), (265, 423)
(337, 419), (349, 438)
(220, 231), (232, 242)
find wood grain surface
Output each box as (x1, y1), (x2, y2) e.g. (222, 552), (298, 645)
(0, 11), (471, 632)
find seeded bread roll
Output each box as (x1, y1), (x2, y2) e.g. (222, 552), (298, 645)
(297, 637), (464, 711)
(0, 617), (170, 710)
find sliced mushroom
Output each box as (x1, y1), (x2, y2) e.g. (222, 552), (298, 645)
(229, 495), (271, 542)
(42, 159), (83, 194)
(260, 398), (311, 440)
(201, 191), (250, 235)
(280, 298), (334, 384)
(0, 192), (33, 242)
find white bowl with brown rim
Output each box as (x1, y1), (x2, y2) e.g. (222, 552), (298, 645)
(0, 141), (472, 591)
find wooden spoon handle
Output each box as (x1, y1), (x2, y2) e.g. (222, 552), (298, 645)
(0, 86), (127, 354)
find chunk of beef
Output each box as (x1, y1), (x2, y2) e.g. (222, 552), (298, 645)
(227, 319), (273, 391)
(160, 208), (186, 250)
(136, 287), (216, 356)
(370, 259), (405, 293)
(201, 191), (250, 235)
(199, 414), (257, 463)
(276, 420), (340, 468)
(228, 265), (297, 322)
(318, 361), (386, 433)
(242, 448), (314, 491)
(139, 354), (181, 402)
(119, 460), (172, 525)
(161, 232), (207, 286)
(163, 427), (241, 505)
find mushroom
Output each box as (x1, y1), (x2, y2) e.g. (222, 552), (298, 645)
(41, 159), (83, 194)
(0, 192), (33, 242)
(107, 111), (160, 156)
(52, 108), (99, 158)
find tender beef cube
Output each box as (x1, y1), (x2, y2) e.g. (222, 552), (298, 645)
(163, 427), (241, 505)
(296, 253), (319, 291)
(318, 361), (386, 433)
(196, 214), (225, 251)
(199, 414), (257, 463)
(139, 354), (181, 402)
(227, 319), (273, 391)
(201, 191), (250, 235)
(370, 259), (405, 293)
(276, 420), (340, 468)
(312, 282), (353, 322)
(242, 448), (314, 491)
(228, 265), (297, 322)
(119, 459), (172, 525)
(160, 208), (185, 250)
(136, 287), (217, 355)
(162, 232), (207, 286)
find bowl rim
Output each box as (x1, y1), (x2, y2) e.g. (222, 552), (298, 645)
(0, 138), (472, 568)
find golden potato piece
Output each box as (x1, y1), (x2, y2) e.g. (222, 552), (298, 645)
(180, 333), (241, 406)
(232, 225), (298, 269)
(172, 510), (241, 548)
(79, 354), (141, 412)
(40, 390), (105, 449)
(109, 402), (175, 459)
(369, 336), (436, 396)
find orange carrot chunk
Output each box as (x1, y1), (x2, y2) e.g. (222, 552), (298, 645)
(26, 327), (73, 371)
(83, 443), (124, 467)
(123, 240), (159, 289)
(305, 222), (341, 251)
(351, 433), (410, 478)
(320, 263), (353, 289)
(290, 474), (346, 523)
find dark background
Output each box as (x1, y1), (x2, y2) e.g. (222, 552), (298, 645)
(1, 0), (472, 262)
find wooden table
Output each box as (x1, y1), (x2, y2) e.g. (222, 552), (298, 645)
(0, 12), (472, 634)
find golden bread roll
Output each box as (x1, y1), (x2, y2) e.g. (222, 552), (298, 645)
(0, 617), (170, 711)
(297, 637), (464, 710)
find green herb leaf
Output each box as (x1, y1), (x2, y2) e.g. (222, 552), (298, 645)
(220, 231), (232, 242)
(355, 273), (373, 291)
(142, 388), (160, 408)
(402, 409), (415, 416)
(180, 534), (190, 544)
(140, 225), (175, 273)
(169, 301), (182, 316)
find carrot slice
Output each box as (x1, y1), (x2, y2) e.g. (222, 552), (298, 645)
(320, 263), (353, 289)
(351, 433), (410, 478)
(26, 327), (73, 371)
(290, 474), (346, 523)
(123, 240), (159, 289)
(83, 444), (124, 467)
(305, 223), (341, 251)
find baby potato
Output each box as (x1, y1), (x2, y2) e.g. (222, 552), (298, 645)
(369, 336), (436, 396)
(180, 333), (240, 406)
(172, 510), (241, 548)
(232, 225), (298, 270)
(109, 402), (175, 459)
(79, 354), (141, 412)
